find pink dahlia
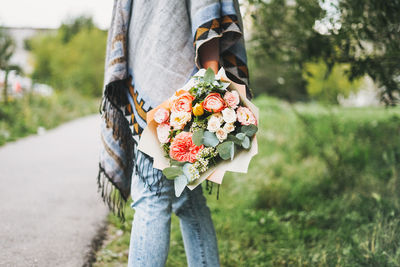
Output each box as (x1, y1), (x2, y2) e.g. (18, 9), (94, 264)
(169, 132), (204, 163)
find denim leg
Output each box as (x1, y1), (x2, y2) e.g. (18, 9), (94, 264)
(128, 150), (174, 267)
(172, 186), (220, 267)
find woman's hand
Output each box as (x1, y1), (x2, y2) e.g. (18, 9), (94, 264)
(199, 38), (220, 74)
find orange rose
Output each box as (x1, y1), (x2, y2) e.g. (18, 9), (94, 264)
(171, 92), (195, 113)
(169, 132), (204, 163)
(202, 93), (226, 113)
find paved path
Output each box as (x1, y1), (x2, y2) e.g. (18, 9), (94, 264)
(0, 115), (110, 267)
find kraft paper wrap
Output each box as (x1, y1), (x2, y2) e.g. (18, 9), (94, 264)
(138, 67), (259, 190)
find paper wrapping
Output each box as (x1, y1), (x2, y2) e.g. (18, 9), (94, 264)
(138, 67), (259, 190)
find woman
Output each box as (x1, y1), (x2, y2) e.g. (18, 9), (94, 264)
(97, 0), (250, 266)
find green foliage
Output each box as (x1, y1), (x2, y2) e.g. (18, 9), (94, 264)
(192, 129), (204, 146)
(59, 15), (95, 44)
(216, 141), (235, 160)
(162, 166), (183, 180)
(247, 0), (326, 101)
(304, 60), (362, 103)
(203, 67), (215, 83)
(202, 130), (219, 147)
(0, 27), (22, 103)
(247, 0), (400, 104)
(0, 27), (15, 69)
(0, 90), (100, 146)
(96, 96), (400, 266)
(29, 17), (107, 97)
(240, 124), (258, 136)
(174, 172), (189, 196)
(331, 0), (400, 105)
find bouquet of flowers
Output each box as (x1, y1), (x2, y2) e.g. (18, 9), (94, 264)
(138, 67), (259, 197)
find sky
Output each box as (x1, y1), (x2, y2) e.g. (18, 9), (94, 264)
(0, 0), (113, 29)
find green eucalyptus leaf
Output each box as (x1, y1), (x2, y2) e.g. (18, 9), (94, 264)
(227, 134), (242, 145)
(220, 82), (231, 90)
(217, 141), (235, 160)
(170, 159), (186, 167)
(192, 129), (204, 146)
(236, 132), (246, 141)
(241, 124), (258, 137)
(242, 136), (251, 149)
(174, 174), (188, 197)
(203, 131), (220, 147)
(162, 166), (183, 180)
(204, 67), (215, 83)
(182, 163), (193, 178)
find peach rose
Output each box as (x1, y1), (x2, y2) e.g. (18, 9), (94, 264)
(223, 90), (240, 109)
(202, 93), (226, 113)
(223, 122), (235, 133)
(154, 108), (170, 124)
(156, 123), (171, 143)
(169, 132), (204, 163)
(236, 106), (257, 126)
(171, 92), (195, 113)
(215, 128), (228, 142)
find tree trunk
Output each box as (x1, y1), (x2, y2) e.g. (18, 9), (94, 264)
(3, 70), (9, 104)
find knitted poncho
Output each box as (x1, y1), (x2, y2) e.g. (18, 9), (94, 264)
(97, 0), (251, 222)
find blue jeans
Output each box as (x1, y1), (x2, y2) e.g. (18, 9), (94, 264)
(128, 149), (220, 267)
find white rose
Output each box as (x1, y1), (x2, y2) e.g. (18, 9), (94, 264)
(211, 112), (224, 123)
(156, 123), (171, 143)
(215, 128), (228, 142)
(207, 116), (221, 132)
(223, 122), (235, 133)
(221, 108), (237, 124)
(170, 111), (191, 130)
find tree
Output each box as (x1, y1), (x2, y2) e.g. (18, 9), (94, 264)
(0, 27), (21, 103)
(247, 0), (329, 101)
(59, 15), (95, 44)
(28, 16), (107, 97)
(247, 0), (400, 104)
(329, 0), (400, 105)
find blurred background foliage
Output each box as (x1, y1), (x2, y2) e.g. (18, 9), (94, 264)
(247, 0), (400, 104)
(303, 60), (362, 104)
(0, 16), (102, 144)
(0, 90), (99, 145)
(26, 16), (107, 97)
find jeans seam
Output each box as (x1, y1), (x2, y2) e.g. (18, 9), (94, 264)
(188, 191), (208, 267)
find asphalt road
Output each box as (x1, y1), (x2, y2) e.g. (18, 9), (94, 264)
(0, 115), (110, 267)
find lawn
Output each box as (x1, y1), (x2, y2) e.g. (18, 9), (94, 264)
(94, 96), (400, 266)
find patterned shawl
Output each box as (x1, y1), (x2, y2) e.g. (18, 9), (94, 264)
(97, 0), (251, 222)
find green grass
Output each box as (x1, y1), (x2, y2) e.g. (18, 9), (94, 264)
(94, 96), (400, 266)
(0, 90), (100, 145)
